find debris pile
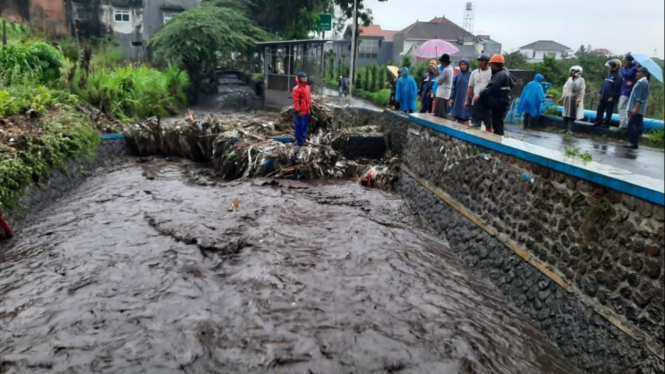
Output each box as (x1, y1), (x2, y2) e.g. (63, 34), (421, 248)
(278, 100), (333, 132)
(360, 158), (401, 191)
(123, 107), (393, 183)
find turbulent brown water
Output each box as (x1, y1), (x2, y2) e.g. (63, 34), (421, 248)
(0, 158), (579, 374)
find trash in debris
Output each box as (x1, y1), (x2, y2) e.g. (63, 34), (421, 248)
(520, 173), (534, 183)
(229, 198), (241, 211)
(408, 129), (420, 136)
(359, 158), (400, 191)
(278, 100), (333, 133)
(478, 153), (490, 160)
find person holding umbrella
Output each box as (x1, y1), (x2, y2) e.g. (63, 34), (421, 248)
(435, 54), (454, 118)
(625, 66), (650, 149)
(618, 53), (637, 130)
(418, 61), (439, 113)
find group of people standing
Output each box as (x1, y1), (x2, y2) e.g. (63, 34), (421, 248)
(393, 53), (516, 136)
(554, 53), (650, 148)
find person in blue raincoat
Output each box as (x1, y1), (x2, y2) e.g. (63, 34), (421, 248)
(449, 58), (472, 124)
(395, 67), (418, 113)
(518, 73), (545, 129)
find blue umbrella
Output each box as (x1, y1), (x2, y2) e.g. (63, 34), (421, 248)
(630, 53), (663, 82)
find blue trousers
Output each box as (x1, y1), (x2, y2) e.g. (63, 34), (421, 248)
(295, 114), (309, 146)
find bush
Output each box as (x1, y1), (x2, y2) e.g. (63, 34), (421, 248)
(0, 110), (100, 208)
(77, 64), (190, 120)
(0, 42), (64, 85)
(0, 85), (78, 118)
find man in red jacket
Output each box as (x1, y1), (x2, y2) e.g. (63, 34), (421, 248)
(293, 72), (312, 146)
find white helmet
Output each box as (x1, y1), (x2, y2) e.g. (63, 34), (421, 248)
(570, 65), (583, 73)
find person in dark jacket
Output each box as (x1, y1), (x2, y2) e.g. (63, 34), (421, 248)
(418, 62), (438, 113)
(618, 53), (637, 130)
(473, 54), (516, 135)
(594, 59), (624, 128)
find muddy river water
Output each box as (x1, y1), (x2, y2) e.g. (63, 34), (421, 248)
(0, 158), (579, 374)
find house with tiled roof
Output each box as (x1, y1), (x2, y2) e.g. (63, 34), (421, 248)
(332, 24), (399, 68)
(391, 16), (501, 65)
(519, 40), (572, 62)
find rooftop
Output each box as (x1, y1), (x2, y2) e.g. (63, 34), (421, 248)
(519, 40), (571, 52)
(396, 17), (468, 41)
(345, 25), (398, 42)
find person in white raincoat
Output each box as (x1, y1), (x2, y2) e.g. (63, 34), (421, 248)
(558, 66), (586, 133)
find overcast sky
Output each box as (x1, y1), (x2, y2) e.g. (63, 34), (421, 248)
(362, 0), (664, 58)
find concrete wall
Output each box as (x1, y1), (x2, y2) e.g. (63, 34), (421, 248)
(0, 0), (68, 35)
(377, 111), (664, 374)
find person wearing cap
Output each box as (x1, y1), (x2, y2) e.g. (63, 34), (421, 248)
(292, 72), (312, 147)
(594, 59), (623, 128)
(418, 61), (439, 113)
(435, 53), (454, 118)
(449, 57), (472, 124)
(465, 54), (492, 128)
(625, 66), (650, 149)
(618, 53), (638, 130)
(473, 54), (516, 136)
(558, 66), (586, 133)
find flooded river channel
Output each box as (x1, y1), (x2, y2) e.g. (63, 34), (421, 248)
(0, 158), (579, 374)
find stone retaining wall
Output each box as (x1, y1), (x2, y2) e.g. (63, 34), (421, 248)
(380, 112), (664, 374)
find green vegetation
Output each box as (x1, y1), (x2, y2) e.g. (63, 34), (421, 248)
(643, 129), (665, 148)
(0, 19), (192, 209)
(0, 42), (64, 85)
(75, 65), (189, 121)
(563, 145), (593, 162)
(148, 0), (268, 101)
(0, 110), (100, 208)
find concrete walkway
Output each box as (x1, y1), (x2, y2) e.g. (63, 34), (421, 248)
(322, 89), (664, 181)
(504, 124), (664, 181)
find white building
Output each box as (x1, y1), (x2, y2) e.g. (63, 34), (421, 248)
(519, 40), (572, 62)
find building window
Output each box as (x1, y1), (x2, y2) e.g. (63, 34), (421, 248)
(114, 9), (131, 23)
(163, 15), (172, 23)
(545, 52), (557, 58)
(358, 39), (379, 59)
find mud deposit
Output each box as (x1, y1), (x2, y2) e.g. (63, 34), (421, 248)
(0, 159), (579, 374)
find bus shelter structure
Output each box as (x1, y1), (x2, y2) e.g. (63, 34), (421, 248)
(257, 40), (328, 111)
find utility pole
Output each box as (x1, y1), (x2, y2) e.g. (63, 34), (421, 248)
(348, 0), (358, 106)
(2, 20), (7, 47)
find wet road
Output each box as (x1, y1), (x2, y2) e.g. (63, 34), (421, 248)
(505, 124), (665, 180)
(0, 159), (579, 374)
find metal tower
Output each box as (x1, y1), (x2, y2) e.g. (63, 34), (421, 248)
(463, 2), (474, 35)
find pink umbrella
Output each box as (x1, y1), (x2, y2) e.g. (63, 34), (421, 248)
(414, 39), (459, 59)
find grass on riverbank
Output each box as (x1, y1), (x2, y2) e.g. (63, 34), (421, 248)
(0, 109), (100, 209)
(0, 25), (191, 210)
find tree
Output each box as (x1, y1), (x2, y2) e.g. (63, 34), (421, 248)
(148, 0), (268, 102)
(532, 56), (565, 87)
(249, 0), (333, 39)
(335, 0), (388, 89)
(504, 51), (528, 69)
